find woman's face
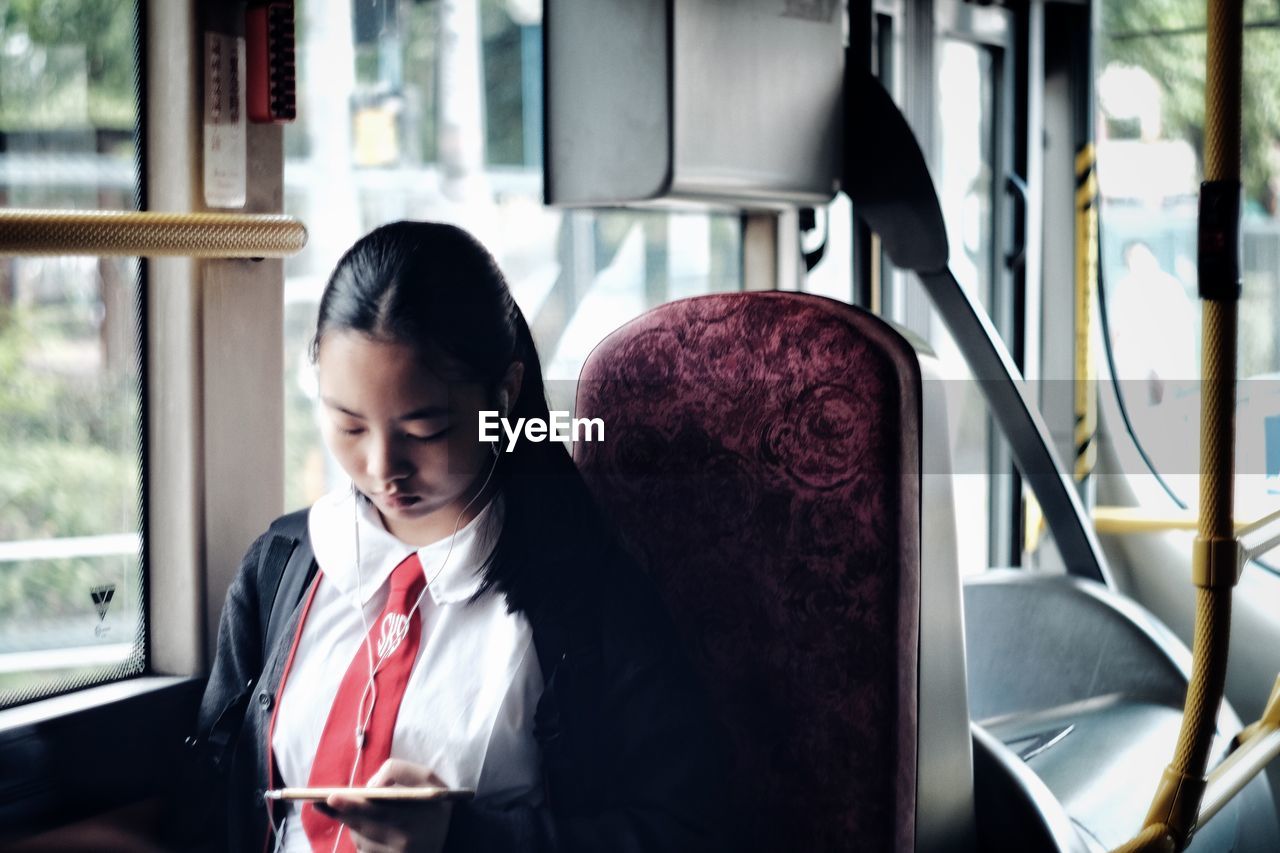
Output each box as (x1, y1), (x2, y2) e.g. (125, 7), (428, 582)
(316, 330), (496, 545)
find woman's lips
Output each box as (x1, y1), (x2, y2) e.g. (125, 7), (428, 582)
(381, 494), (421, 510)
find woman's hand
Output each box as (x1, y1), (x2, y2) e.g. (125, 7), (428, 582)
(319, 759), (454, 853)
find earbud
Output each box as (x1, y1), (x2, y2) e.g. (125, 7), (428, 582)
(491, 390), (509, 457)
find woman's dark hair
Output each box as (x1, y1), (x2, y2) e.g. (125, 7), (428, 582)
(314, 220), (613, 613)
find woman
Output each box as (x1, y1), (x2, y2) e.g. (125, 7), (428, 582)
(188, 222), (725, 852)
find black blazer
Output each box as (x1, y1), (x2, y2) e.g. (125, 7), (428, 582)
(184, 510), (727, 852)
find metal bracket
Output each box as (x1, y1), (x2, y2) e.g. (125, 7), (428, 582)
(1191, 537), (1242, 588)
(1144, 765), (1208, 846)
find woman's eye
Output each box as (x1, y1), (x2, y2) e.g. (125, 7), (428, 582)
(409, 427), (451, 443)
(336, 425), (364, 437)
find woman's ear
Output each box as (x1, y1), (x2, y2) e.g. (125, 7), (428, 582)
(499, 361), (525, 415)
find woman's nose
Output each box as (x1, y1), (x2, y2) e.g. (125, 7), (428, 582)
(366, 435), (410, 483)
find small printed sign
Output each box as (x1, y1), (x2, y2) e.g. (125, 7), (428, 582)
(91, 583), (116, 637)
(203, 31), (247, 208)
(90, 584), (116, 622)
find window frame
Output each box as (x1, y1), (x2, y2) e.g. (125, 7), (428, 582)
(0, 5), (150, 707)
(0, 0), (286, 838)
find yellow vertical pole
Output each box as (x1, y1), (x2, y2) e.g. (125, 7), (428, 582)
(1110, 1), (1244, 850)
(1074, 144), (1099, 486)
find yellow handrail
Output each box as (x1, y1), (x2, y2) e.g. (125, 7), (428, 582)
(0, 209), (307, 258)
(1092, 507), (1234, 535)
(1198, 676), (1280, 826)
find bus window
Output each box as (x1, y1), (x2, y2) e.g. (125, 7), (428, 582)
(929, 33), (1002, 575)
(0, 0), (144, 708)
(806, 3), (1030, 575)
(1098, 0), (1280, 528)
(803, 192), (855, 303)
(281, 0), (743, 511)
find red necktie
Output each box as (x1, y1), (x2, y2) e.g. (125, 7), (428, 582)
(301, 552), (427, 852)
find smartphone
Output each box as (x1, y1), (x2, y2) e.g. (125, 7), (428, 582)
(263, 786), (475, 802)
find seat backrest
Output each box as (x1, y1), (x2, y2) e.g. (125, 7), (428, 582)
(573, 292), (923, 851)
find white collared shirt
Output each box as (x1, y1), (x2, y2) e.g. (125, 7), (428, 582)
(270, 488), (543, 851)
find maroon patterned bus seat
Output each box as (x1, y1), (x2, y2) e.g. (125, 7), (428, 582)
(574, 292), (922, 852)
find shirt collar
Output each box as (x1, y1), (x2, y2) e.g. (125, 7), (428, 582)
(308, 487), (503, 606)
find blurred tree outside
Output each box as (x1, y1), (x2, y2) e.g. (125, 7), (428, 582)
(0, 0), (141, 669)
(1100, 0), (1280, 210)
(0, 0), (137, 131)
(0, 299), (140, 637)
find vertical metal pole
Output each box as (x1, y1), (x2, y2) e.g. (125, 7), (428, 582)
(1071, 0), (1099, 505)
(1113, 1), (1244, 850)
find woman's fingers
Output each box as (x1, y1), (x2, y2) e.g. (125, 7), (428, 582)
(365, 758), (445, 788)
(349, 834), (398, 853)
(341, 815), (401, 845)
(325, 794), (450, 830)
(323, 766), (453, 853)
(349, 836), (395, 853)
(325, 794), (391, 822)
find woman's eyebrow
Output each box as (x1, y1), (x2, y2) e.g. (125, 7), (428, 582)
(397, 405), (451, 420)
(320, 397), (450, 420)
(320, 396), (364, 419)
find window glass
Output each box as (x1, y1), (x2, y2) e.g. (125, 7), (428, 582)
(888, 35), (1007, 575)
(930, 38), (998, 574)
(1097, 0), (1280, 523)
(803, 192), (854, 303)
(804, 27), (1012, 575)
(0, 0), (144, 707)
(284, 0), (743, 510)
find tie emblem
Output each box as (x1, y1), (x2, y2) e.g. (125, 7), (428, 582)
(377, 612), (411, 660)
